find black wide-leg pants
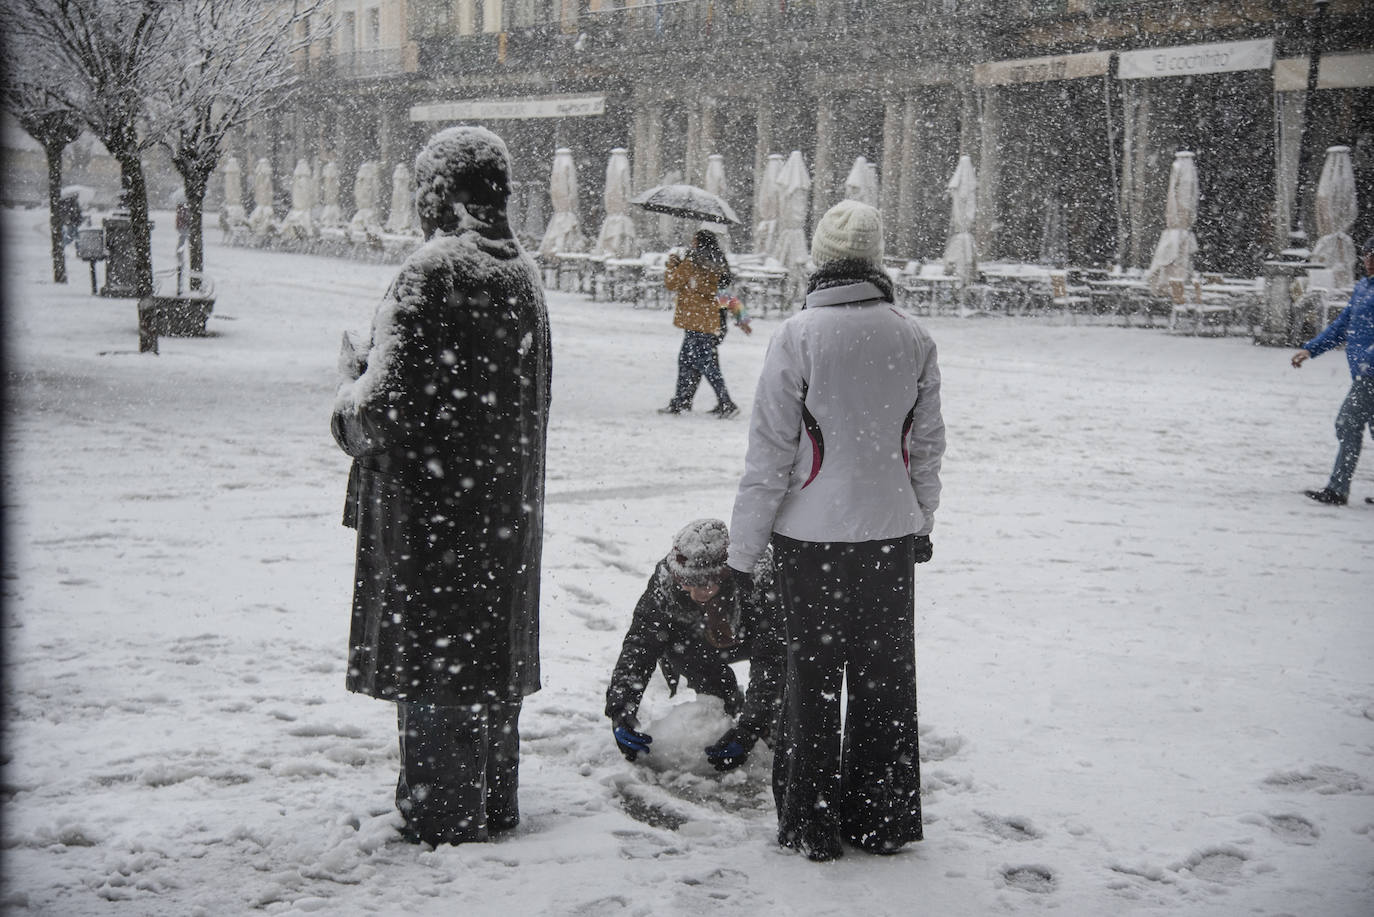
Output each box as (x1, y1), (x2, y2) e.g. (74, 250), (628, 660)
(771, 533), (923, 853)
(395, 699), (521, 845)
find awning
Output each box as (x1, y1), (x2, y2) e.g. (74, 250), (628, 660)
(1118, 38), (1274, 80)
(974, 51), (1112, 87)
(410, 93), (606, 122)
(1274, 51), (1374, 91)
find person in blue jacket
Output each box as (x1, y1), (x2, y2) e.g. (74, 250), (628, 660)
(1291, 235), (1374, 506)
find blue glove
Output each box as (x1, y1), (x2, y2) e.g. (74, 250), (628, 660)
(614, 720), (652, 762)
(704, 726), (754, 772)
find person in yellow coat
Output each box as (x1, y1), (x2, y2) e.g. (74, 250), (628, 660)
(660, 230), (745, 418)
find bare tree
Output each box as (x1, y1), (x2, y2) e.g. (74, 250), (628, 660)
(152, 0), (322, 281)
(3, 81), (82, 284)
(11, 0), (175, 298)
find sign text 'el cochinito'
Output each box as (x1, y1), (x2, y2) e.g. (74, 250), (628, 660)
(1118, 39), (1275, 80)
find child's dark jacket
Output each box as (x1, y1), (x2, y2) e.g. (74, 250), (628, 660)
(605, 553), (783, 739)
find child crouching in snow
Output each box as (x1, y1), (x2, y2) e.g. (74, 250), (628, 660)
(605, 519), (783, 771)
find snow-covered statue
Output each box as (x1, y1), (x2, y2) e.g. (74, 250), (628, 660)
(385, 163), (418, 235)
(221, 156), (247, 229)
(349, 161), (382, 240)
(318, 160), (343, 227)
(538, 147), (586, 258)
(248, 157), (275, 235)
(279, 158), (315, 238)
(331, 125), (549, 847)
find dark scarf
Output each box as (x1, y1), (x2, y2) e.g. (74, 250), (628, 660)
(805, 259), (894, 303)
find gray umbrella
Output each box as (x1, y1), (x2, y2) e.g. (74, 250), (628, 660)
(630, 183), (741, 225)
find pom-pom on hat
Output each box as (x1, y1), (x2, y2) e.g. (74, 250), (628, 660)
(810, 199), (885, 269)
(666, 518), (730, 586)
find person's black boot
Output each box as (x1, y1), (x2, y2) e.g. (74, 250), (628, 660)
(1304, 488), (1348, 506)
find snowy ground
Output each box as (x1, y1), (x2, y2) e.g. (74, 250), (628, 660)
(2, 206), (1372, 917)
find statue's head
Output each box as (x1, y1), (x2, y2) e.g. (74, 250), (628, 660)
(415, 126), (512, 236)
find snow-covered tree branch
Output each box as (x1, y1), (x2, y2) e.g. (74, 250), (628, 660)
(150, 0), (325, 279)
(8, 0), (178, 298)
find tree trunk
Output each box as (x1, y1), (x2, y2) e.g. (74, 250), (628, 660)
(186, 170), (209, 284)
(45, 142), (68, 284)
(116, 152), (155, 298)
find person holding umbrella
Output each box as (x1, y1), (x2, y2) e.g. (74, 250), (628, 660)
(659, 229), (744, 418)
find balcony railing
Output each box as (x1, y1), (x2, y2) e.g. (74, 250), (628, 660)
(333, 48), (405, 80)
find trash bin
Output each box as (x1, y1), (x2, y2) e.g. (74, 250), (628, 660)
(101, 214), (143, 298)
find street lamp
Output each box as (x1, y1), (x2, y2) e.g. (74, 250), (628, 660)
(1257, 0), (1331, 346)
(1286, 0), (1331, 255)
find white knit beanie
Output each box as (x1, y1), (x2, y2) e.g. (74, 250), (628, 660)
(810, 199), (884, 269)
(665, 518), (729, 586)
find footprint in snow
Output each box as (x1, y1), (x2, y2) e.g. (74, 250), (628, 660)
(1000, 864), (1056, 893)
(1175, 846), (1248, 883)
(1262, 764), (1366, 795)
(980, 812), (1042, 842)
(1239, 812), (1320, 844)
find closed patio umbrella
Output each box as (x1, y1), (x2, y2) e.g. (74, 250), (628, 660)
(772, 150), (811, 271)
(753, 153), (784, 256)
(1145, 151), (1198, 296)
(594, 148), (638, 258)
(942, 154), (978, 285)
(1311, 145), (1358, 286)
(702, 153), (733, 247)
(539, 148), (587, 258)
(844, 155), (879, 208)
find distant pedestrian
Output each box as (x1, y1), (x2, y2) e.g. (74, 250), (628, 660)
(331, 126), (552, 846)
(1292, 235), (1374, 506)
(659, 229), (742, 418)
(727, 199), (945, 861)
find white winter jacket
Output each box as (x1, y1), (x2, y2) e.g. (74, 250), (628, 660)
(728, 281), (944, 572)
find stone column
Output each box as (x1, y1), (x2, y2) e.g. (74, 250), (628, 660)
(811, 91), (835, 223)
(896, 95), (919, 257)
(685, 102), (703, 186)
(1122, 80), (1151, 270)
(644, 103), (664, 185)
(698, 97), (718, 182)
(754, 94), (774, 194)
(378, 105), (394, 183)
(881, 96), (903, 252)
(632, 102), (653, 190)
(975, 87), (1001, 260)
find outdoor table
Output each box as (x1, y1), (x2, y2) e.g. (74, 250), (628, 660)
(555, 252), (595, 295)
(1086, 278), (1152, 325)
(735, 265), (788, 316)
(601, 258), (644, 303)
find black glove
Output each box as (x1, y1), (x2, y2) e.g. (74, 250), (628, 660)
(613, 718), (652, 762)
(704, 725), (755, 772)
(730, 566), (754, 597)
(913, 535), (933, 564)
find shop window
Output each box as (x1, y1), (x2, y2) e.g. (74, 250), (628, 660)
(411, 0), (455, 38)
(366, 7), (381, 48)
(340, 11), (356, 54)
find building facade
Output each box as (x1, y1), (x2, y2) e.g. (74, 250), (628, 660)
(240, 0), (1372, 275)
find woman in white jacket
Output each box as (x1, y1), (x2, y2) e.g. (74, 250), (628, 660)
(727, 200), (945, 861)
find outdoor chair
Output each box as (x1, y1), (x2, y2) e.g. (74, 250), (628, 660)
(1167, 278), (1234, 335)
(1047, 270), (1091, 323)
